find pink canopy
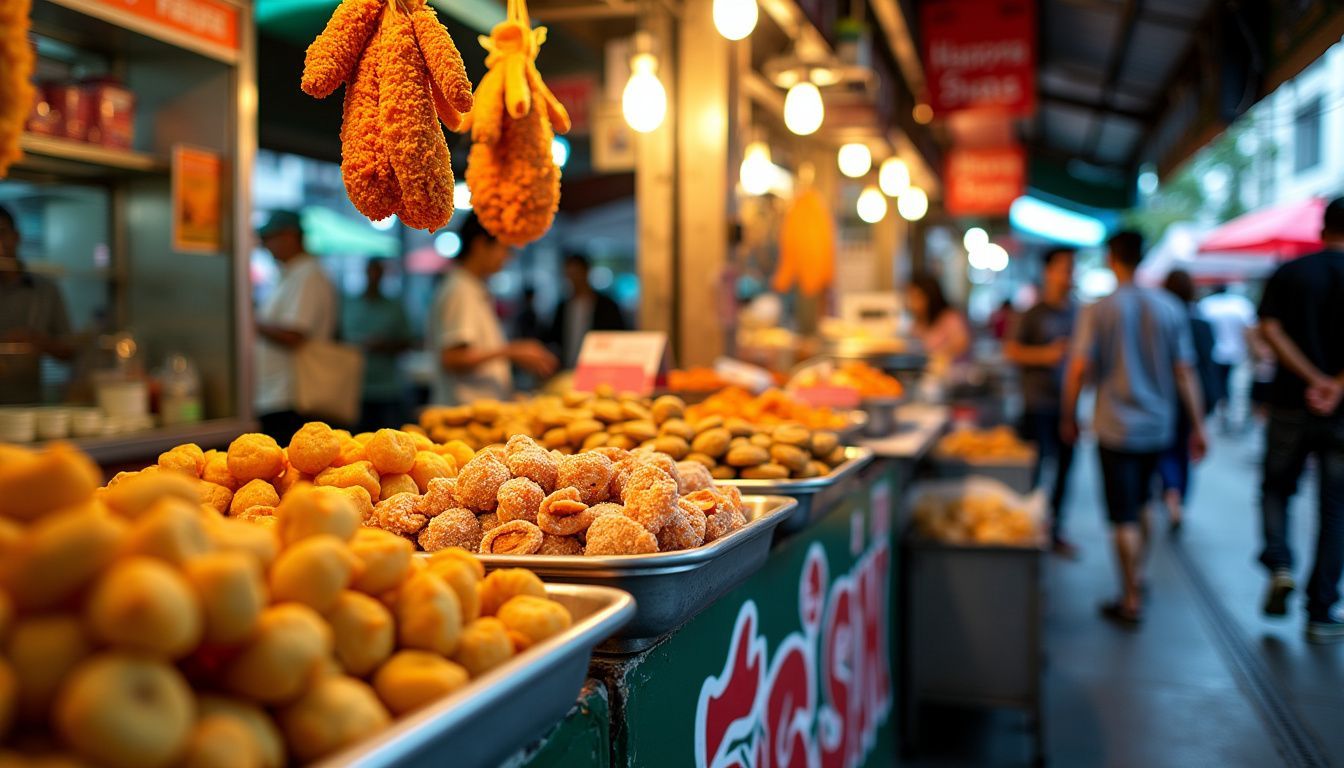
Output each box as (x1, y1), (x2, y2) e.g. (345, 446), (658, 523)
(1198, 197), (1326, 258)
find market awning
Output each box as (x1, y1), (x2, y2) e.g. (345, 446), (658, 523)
(1197, 197), (1326, 259)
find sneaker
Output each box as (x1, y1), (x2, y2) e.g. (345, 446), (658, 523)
(1306, 613), (1344, 644)
(1263, 569), (1295, 617)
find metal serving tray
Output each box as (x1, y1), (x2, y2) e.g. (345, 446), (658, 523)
(470, 495), (796, 653)
(317, 584), (634, 768)
(716, 447), (874, 535)
(837, 410), (869, 443)
(861, 396), (904, 437)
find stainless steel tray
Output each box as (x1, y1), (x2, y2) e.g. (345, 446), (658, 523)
(716, 447), (874, 534)
(837, 410), (869, 442)
(317, 584), (634, 768)
(861, 397), (905, 437)
(467, 495), (796, 653)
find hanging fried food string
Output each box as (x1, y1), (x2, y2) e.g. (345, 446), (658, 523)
(340, 20), (401, 221)
(301, 0), (385, 99)
(0, 0), (36, 178)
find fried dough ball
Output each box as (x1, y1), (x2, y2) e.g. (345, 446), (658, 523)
(327, 591), (395, 677)
(455, 452), (511, 512)
(497, 595), (572, 649)
(658, 498), (708, 551)
(373, 651), (469, 716)
(181, 714), (260, 768)
(101, 470), (200, 521)
(119, 497), (210, 565)
(6, 615), (90, 722)
(453, 617), (513, 677)
(690, 428), (731, 459)
(277, 676), (390, 763)
(621, 467), (678, 534)
(424, 551), (481, 623)
(557, 452), (614, 505)
(675, 462), (714, 495)
(378, 473), (417, 501)
(86, 557), (201, 659)
(537, 488), (597, 537)
(3, 504), (126, 611)
(330, 438), (367, 468)
(183, 552), (266, 646)
(366, 429), (417, 475)
(428, 546), (485, 579)
(314, 460), (381, 503)
(159, 444), (206, 477)
(478, 511), (501, 533)
(372, 492), (428, 536)
(202, 452), (239, 492)
(229, 479), (279, 517)
(204, 518), (279, 570)
(418, 508), (483, 552)
(224, 604), (332, 704)
(0, 443), (101, 522)
(477, 568), (545, 617)
(275, 465), (305, 497)
(478, 520), (544, 555)
(333, 485), (375, 523)
(227, 434), (285, 482)
(348, 527), (413, 595)
(198, 481), (234, 515)
(496, 477), (544, 524)
(287, 422), (341, 475)
(506, 448), (558, 494)
(584, 513), (658, 556)
(269, 535), (360, 613)
(396, 571), (463, 656)
(55, 654), (194, 768)
(417, 477), (458, 517)
(276, 485), (362, 545)
(410, 451), (455, 492)
(437, 439), (476, 470)
(539, 533), (583, 556)
(196, 696), (284, 768)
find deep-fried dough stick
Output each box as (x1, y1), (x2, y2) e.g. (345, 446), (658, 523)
(341, 24), (401, 221)
(301, 0), (385, 99)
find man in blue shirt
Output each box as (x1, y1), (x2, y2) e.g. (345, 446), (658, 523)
(1062, 231), (1208, 626)
(343, 258), (412, 431)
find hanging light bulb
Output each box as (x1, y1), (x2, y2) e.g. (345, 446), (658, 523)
(878, 157), (909, 197)
(897, 186), (928, 221)
(713, 0), (757, 40)
(963, 227), (989, 252)
(856, 185), (887, 224)
(623, 50), (667, 134)
(784, 80), (824, 136)
(837, 143), (872, 178)
(740, 141), (774, 196)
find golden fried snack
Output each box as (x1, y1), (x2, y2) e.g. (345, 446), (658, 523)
(810, 431), (839, 458)
(366, 429), (417, 475)
(710, 465), (736, 481)
(690, 428), (731, 459)
(478, 511), (501, 532)
(86, 557), (201, 659)
(330, 437), (368, 468)
(497, 595), (571, 648)
(497, 476), (544, 524)
(204, 517), (279, 570)
(675, 462), (714, 495)
(536, 488), (596, 537)
(455, 452), (511, 512)
(651, 395), (686, 424)
(55, 654), (193, 768)
(349, 527), (414, 595)
(423, 553), (481, 624)
(227, 434), (285, 483)
(379, 472), (418, 501)
(396, 571), (463, 656)
(224, 603), (333, 704)
(269, 535), (361, 613)
(619, 420), (657, 443)
(429, 545), (485, 578)
(276, 485), (362, 546)
(119, 496), (210, 565)
(772, 423), (811, 446)
(556, 452), (614, 505)
(477, 568), (544, 617)
(3, 503), (126, 611)
(479, 519), (544, 554)
(437, 439), (476, 469)
(691, 490), (746, 543)
(229, 479), (280, 517)
(452, 617), (513, 677)
(584, 513), (658, 556)
(314, 460), (381, 502)
(198, 480), (234, 515)
(410, 0), (474, 117)
(181, 714), (261, 768)
(660, 419), (696, 442)
(0, 443), (101, 522)
(338, 25), (401, 221)
(410, 450), (455, 492)
(770, 443), (810, 473)
(328, 591), (395, 677)
(196, 695), (285, 768)
(201, 452), (239, 492)
(418, 508), (483, 553)
(373, 651), (469, 716)
(278, 675), (390, 763)
(539, 533), (583, 555)
(182, 552), (266, 646)
(301, 0), (384, 98)
(158, 444), (205, 477)
(621, 466), (677, 534)
(726, 444), (770, 468)
(741, 463), (790, 480)
(657, 498), (707, 552)
(101, 470), (199, 520)
(0, 657), (12, 738)
(6, 615), (90, 722)
(288, 422), (341, 475)
(506, 447), (558, 494)
(418, 476), (459, 517)
(372, 492), (428, 536)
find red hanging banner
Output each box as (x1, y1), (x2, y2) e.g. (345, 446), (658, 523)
(922, 0), (1036, 118)
(945, 145), (1026, 216)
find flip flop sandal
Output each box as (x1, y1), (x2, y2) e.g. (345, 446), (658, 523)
(1099, 601), (1143, 627)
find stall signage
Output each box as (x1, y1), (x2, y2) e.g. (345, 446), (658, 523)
(573, 331), (667, 395)
(791, 385), (862, 410)
(172, 145), (223, 253)
(921, 0), (1035, 117)
(546, 76), (595, 136)
(94, 0), (240, 51)
(694, 536), (892, 768)
(944, 145), (1025, 216)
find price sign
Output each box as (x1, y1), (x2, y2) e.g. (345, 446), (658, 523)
(573, 331), (667, 395)
(791, 385), (862, 409)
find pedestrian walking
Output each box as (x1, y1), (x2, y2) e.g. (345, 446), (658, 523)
(1157, 269), (1219, 533)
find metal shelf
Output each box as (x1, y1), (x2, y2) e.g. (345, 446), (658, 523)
(16, 133), (166, 177)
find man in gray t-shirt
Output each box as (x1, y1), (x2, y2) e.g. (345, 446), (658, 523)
(1062, 231), (1208, 626)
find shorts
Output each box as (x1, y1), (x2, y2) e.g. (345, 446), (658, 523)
(1097, 446), (1160, 525)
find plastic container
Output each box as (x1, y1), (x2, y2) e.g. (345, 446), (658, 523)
(0, 408), (37, 443)
(157, 354), (203, 426)
(83, 79), (135, 149)
(69, 408), (105, 438)
(35, 408), (71, 440)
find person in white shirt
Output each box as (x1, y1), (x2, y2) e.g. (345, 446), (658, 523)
(254, 210), (336, 442)
(430, 214), (556, 405)
(1199, 284), (1256, 409)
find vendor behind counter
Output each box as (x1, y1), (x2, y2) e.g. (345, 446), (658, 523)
(0, 204), (74, 405)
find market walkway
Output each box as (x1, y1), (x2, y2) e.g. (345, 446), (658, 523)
(904, 424), (1344, 767)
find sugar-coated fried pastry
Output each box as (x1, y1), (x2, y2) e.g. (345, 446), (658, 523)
(184, 552), (266, 646)
(287, 422), (341, 475)
(327, 591), (395, 677)
(396, 571), (463, 655)
(224, 604), (333, 704)
(379, 472), (419, 501)
(202, 452), (240, 491)
(198, 480), (234, 515)
(182, 714), (262, 768)
(120, 497), (210, 565)
(437, 439), (476, 469)
(278, 675), (390, 763)
(0, 442), (101, 522)
(418, 476), (460, 517)
(4, 504), (126, 611)
(539, 533), (583, 555)
(497, 595), (571, 648)
(366, 429), (417, 475)
(505, 434), (540, 454)
(657, 498), (707, 551)
(86, 557), (201, 659)
(583, 513), (658, 556)
(349, 527), (414, 594)
(479, 519), (544, 554)
(373, 651), (469, 716)
(589, 446), (631, 465)
(506, 448), (558, 493)
(477, 568), (545, 616)
(621, 466), (678, 534)
(158, 444), (205, 476)
(496, 476), (544, 524)
(229, 479), (280, 517)
(455, 452), (511, 512)
(55, 654), (193, 768)
(372, 492), (428, 535)
(452, 617), (513, 676)
(557, 452), (614, 505)
(227, 434), (285, 482)
(478, 511), (501, 532)
(410, 450), (455, 492)
(418, 508), (483, 552)
(424, 551), (481, 623)
(637, 452), (680, 485)
(314, 460), (381, 502)
(7, 615), (91, 721)
(196, 695), (285, 768)
(675, 461), (714, 495)
(205, 517), (279, 570)
(536, 487), (596, 537)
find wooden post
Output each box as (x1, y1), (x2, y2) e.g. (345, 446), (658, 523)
(635, 7), (676, 338)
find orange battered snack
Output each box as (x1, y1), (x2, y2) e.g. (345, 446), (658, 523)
(410, 450), (455, 492)
(334, 485), (376, 523)
(227, 434), (285, 483)
(556, 452), (613, 506)
(288, 422), (341, 475)
(395, 571), (463, 656)
(657, 498), (707, 552)
(158, 443), (205, 476)
(301, 0), (385, 98)
(276, 484), (362, 545)
(0, 442), (101, 522)
(269, 535), (361, 613)
(230, 479), (280, 518)
(372, 492), (428, 536)
(584, 513), (658, 556)
(379, 472), (419, 501)
(183, 713), (263, 768)
(54, 654), (194, 768)
(496, 476), (544, 524)
(417, 508), (482, 552)
(86, 557), (202, 659)
(373, 650), (469, 716)
(455, 452), (511, 512)
(195, 696), (285, 768)
(4, 503), (126, 611)
(278, 675), (390, 763)
(197, 480), (234, 515)
(675, 461), (714, 495)
(477, 568), (545, 616)
(119, 497), (211, 565)
(451, 617), (513, 677)
(497, 594), (571, 648)
(539, 533), (583, 555)
(621, 466), (678, 534)
(479, 519), (544, 554)
(315, 461), (382, 507)
(330, 437), (368, 467)
(506, 446), (558, 493)
(536, 487), (596, 537)
(417, 476), (459, 517)
(327, 591), (395, 677)
(205, 518), (279, 570)
(7, 615), (92, 722)
(183, 552), (266, 646)
(224, 603), (334, 704)
(367, 428), (417, 475)
(202, 452), (239, 491)
(349, 527), (414, 594)
(424, 551), (481, 623)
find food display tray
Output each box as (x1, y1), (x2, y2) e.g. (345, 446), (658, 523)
(860, 397), (904, 437)
(716, 447), (874, 534)
(317, 584), (634, 768)
(837, 410), (869, 442)
(469, 495), (797, 653)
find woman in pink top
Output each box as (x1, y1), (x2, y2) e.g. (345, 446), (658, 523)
(907, 272), (971, 364)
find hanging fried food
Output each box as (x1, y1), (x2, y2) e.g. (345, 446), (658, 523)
(301, 0), (385, 99)
(772, 187), (836, 297)
(0, 0), (35, 178)
(458, 0), (571, 246)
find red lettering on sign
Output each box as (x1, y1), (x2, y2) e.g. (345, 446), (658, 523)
(922, 0), (1035, 117)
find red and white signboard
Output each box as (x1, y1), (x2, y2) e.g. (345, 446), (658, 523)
(92, 0), (240, 52)
(546, 75), (596, 136)
(922, 0), (1036, 117)
(573, 331), (667, 395)
(945, 145), (1026, 216)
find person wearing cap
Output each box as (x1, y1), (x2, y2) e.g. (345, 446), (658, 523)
(254, 209), (337, 442)
(429, 213), (556, 405)
(0, 204), (73, 405)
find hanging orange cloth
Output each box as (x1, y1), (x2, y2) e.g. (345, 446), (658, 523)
(456, 0), (571, 246)
(0, 0), (36, 178)
(772, 187), (836, 297)
(302, 0), (471, 231)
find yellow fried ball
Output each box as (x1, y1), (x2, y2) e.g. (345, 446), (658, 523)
(183, 552), (266, 646)
(273, 464), (303, 497)
(55, 654), (194, 768)
(158, 444), (205, 477)
(453, 617), (514, 677)
(196, 696), (284, 768)
(313, 461), (381, 504)
(276, 485), (361, 545)
(180, 713), (260, 768)
(6, 615), (90, 722)
(223, 604), (332, 704)
(202, 451), (239, 491)
(410, 451), (455, 492)
(372, 650), (470, 716)
(268, 535), (360, 613)
(287, 422), (341, 475)
(229, 479), (279, 518)
(3, 503), (126, 611)
(86, 557), (202, 659)
(497, 595), (572, 649)
(101, 470), (200, 520)
(327, 591), (395, 677)
(0, 443), (100, 522)
(204, 518), (279, 570)
(396, 571), (463, 656)
(366, 429), (417, 475)
(424, 552), (481, 624)
(226, 434), (285, 482)
(119, 496), (210, 565)
(477, 568), (546, 617)
(197, 481), (234, 515)
(348, 528), (413, 595)
(379, 472), (419, 501)
(277, 676), (390, 763)
(329, 438), (367, 468)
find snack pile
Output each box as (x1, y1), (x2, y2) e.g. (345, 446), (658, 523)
(793, 362), (903, 399)
(667, 367), (731, 393)
(684, 386), (851, 431)
(912, 486), (1042, 546)
(936, 426), (1034, 462)
(0, 441), (575, 765)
